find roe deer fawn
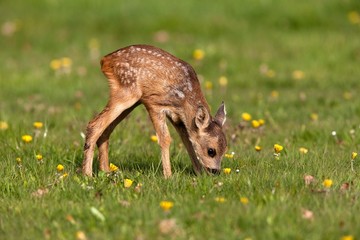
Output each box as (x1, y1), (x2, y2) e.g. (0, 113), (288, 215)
(82, 45), (227, 178)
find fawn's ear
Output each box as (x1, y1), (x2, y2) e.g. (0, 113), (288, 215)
(195, 106), (210, 129)
(214, 102), (226, 127)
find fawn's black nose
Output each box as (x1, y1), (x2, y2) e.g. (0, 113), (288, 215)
(207, 168), (221, 175)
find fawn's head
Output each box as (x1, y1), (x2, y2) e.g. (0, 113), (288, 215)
(190, 103), (227, 174)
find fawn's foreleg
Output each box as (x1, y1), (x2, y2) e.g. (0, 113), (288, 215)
(147, 108), (172, 178)
(171, 121), (202, 174)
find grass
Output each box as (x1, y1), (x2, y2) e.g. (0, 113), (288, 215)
(1, 0), (360, 239)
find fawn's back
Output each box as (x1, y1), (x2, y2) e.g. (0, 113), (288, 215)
(100, 45), (207, 110)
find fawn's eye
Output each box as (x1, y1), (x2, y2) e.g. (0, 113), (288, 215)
(207, 148), (216, 157)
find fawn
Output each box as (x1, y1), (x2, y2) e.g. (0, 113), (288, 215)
(82, 45), (227, 178)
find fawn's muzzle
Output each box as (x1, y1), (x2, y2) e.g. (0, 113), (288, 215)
(207, 168), (221, 175)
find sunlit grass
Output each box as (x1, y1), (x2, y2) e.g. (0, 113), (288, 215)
(1, 0), (360, 239)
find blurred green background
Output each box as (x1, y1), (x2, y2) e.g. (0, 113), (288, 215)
(1, 0), (360, 239)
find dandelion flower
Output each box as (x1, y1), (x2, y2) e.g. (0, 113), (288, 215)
(255, 145), (262, 152)
(160, 201), (174, 211)
(224, 152), (234, 158)
(124, 179), (133, 188)
(270, 90), (279, 99)
(204, 81), (213, 90)
(240, 197), (249, 205)
(57, 164), (64, 172)
(88, 38), (100, 50)
(292, 70), (305, 80)
(33, 121), (43, 129)
(16, 157), (22, 164)
(50, 59), (61, 70)
(274, 144), (284, 153)
(251, 120), (260, 128)
(348, 11), (360, 24)
(109, 163), (119, 172)
(60, 173), (69, 179)
(323, 179), (333, 188)
(36, 154), (43, 161)
(193, 49), (205, 60)
(223, 168), (231, 174)
(258, 119), (265, 126)
(0, 121), (9, 130)
(341, 235), (354, 240)
(75, 230), (87, 240)
(22, 135), (33, 143)
(218, 76), (228, 87)
(343, 91), (352, 100)
(149, 135), (158, 143)
(62, 57), (72, 67)
(310, 113), (318, 121)
(351, 152), (357, 171)
(266, 69), (276, 78)
(299, 147), (309, 154)
(214, 197), (226, 203)
(241, 112), (252, 121)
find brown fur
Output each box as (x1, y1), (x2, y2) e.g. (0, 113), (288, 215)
(82, 45), (227, 178)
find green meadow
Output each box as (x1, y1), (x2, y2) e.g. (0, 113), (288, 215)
(1, 0), (360, 239)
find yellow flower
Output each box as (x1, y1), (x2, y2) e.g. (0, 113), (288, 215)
(258, 119), (265, 126)
(204, 81), (213, 90)
(223, 168), (231, 174)
(299, 147), (309, 154)
(160, 201), (174, 211)
(270, 90), (279, 99)
(109, 163), (119, 172)
(240, 197), (249, 205)
(22, 135), (33, 143)
(57, 164), (64, 172)
(214, 197), (226, 203)
(341, 235), (354, 240)
(343, 91), (352, 100)
(292, 70), (305, 80)
(75, 230), (87, 240)
(60, 173), (69, 179)
(255, 145), (262, 152)
(0, 121), (9, 130)
(224, 152), (234, 158)
(274, 144), (284, 153)
(50, 59), (62, 70)
(310, 113), (318, 121)
(251, 120), (260, 128)
(16, 157), (22, 164)
(266, 69), (276, 78)
(61, 57), (72, 68)
(36, 154), (43, 161)
(348, 11), (360, 24)
(323, 179), (333, 188)
(88, 38), (100, 49)
(241, 112), (252, 121)
(193, 49), (205, 60)
(351, 152), (358, 160)
(150, 135), (158, 142)
(218, 76), (228, 87)
(124, 179), (133, 188)
(33, 121), (43, 129)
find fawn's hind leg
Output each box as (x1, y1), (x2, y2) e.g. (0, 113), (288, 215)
(96, 102), (140, 172)
(83, 96), (140, 176)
